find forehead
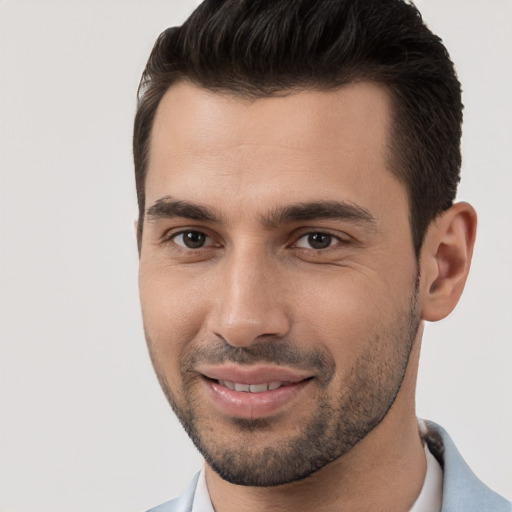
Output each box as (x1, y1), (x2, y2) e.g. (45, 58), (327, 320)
(150, 80), (391, 158)
(146, 81), (405, 215)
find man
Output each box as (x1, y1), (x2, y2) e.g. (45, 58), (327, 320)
(134, 0), (511, 511)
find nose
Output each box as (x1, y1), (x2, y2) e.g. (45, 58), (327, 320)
(206, 247), (290, 347)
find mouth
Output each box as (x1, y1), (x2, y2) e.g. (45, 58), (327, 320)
(215, 380), (294, 393)
(197, 365), (314, 419)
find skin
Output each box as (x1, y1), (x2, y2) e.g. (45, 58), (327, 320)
(138, 81), (476, 512)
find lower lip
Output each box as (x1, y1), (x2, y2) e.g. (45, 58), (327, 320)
(203, 378), (311, 419)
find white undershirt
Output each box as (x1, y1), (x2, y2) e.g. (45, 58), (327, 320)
(409, 442), (443, 512)
(191, 469), (214, 512)
(191, 443), (443, 512)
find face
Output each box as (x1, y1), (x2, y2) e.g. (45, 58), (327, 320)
(139, 81), (421, 486)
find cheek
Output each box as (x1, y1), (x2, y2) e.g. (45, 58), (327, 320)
(289, 268), (409, 362)
(139, 263), (210, 367)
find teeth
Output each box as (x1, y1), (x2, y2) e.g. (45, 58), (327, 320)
(249, 383), (268, 393)
(218, 380), (284, 392)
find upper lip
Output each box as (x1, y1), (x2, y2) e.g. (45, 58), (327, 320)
(197, 364), (313, 385)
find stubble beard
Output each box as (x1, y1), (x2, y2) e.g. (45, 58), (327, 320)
(145, 283), (420, 487)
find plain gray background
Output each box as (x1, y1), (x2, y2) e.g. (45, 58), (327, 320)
(0, 1), (511, 511)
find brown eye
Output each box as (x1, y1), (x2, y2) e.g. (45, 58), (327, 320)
(295, 232), (339, 250)
(172, 230), (210, 249)
(308, 233), (333, 249)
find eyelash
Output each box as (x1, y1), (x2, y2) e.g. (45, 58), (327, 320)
(165, 230), (218, 250)
(292, 232), (346, 251)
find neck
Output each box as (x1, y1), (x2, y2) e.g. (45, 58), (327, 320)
(206, 328), (426, 512)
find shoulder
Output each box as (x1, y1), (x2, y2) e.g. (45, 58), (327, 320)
(422, 420), (511, 512)
(146, 473), (200, 512)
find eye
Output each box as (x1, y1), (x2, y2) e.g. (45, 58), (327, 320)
(294, 232), (341, 250)
(171, 230), (215, 249)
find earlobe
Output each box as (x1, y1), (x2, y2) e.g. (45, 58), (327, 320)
(420, 202), (477, 322)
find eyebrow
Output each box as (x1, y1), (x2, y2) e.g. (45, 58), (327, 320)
(262, 200), (376, 229)
(146, 196), (221, 223)
(145, 196), (376, 228)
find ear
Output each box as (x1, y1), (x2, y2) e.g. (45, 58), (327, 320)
(420, 202), (477, 322)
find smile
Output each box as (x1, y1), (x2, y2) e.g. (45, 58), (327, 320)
(196, 366), (314, 419)
(217, 380), (287, 392)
